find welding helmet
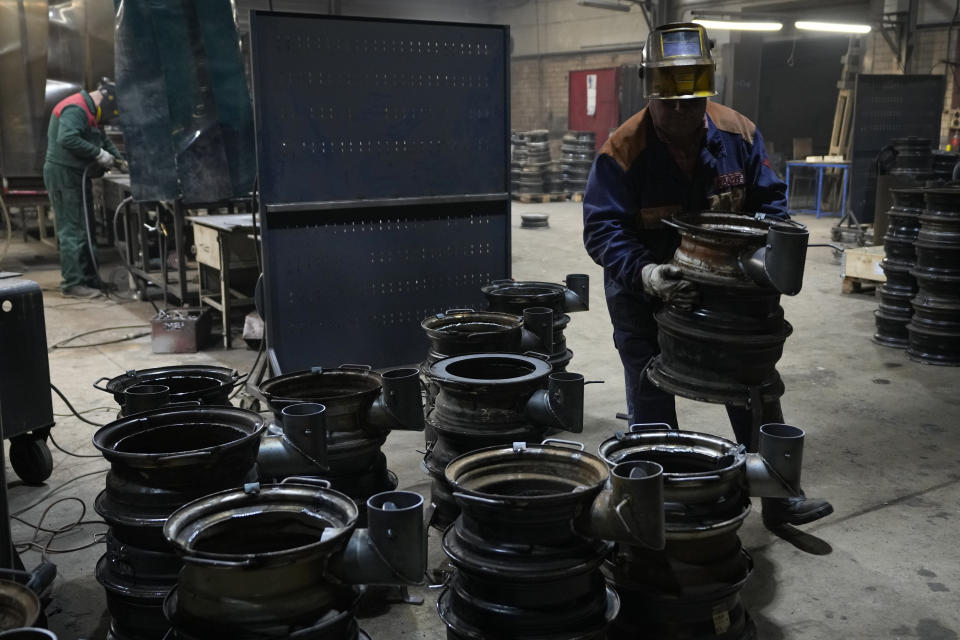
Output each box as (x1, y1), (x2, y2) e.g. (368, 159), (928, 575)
(96, 77), (119, 124)
(640, 23), (717, 99)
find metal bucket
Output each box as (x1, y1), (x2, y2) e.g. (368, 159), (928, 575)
(92, 406), (265, 640)
(648, 213), (799, 407)
(94, 365), (242, 409)
(598, 428), (754, 640)
(422, 354), (586, 529)
(439, 442), (619, 639)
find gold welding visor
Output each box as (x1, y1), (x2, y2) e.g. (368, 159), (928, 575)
(643, 64), (716, 100)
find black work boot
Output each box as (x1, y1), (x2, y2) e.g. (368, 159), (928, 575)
(761, 496), (834, 528)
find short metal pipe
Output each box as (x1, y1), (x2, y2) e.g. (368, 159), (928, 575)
(331, 491), (426, 586)
(579, 460), (665, 549)
(525, 372), (585, 433)
(521, 306), (555, 354)
(122, 384), (170, 415)
(742, 224), (809, 296)
(281, 403), (328, 466)
(367, 368), (425, 432)
(563, 273), (590, 311)
(256, 431), (327, 479)
(746, 423), (805, 497)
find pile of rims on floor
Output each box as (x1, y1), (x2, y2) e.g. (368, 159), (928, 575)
(511, 129), (553, 196)
(562, 130), (596, 194)
(907, 186), (960, 365)
(874, 184), (960, 366)
(89, 363), (426, 640)
(594, 422), (812, 640)
(419, 274), (590, 528)
(874, 188), (923, 348)
(434, 418), (817, 640)
(82, 278), (832, 640)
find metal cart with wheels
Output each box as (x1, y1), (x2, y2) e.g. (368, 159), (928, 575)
(0, 277), (55, 485)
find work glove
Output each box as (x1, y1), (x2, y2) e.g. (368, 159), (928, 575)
(96, 148), (115, 168)
(641, 263), (698, 310)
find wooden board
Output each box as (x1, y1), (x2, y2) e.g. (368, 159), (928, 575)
(841, 245), (886, 283)
(569, 192), (584, 203)
(841, 276), (878, 294)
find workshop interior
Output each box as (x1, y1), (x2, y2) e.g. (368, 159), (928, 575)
(0, 0), (958, 639)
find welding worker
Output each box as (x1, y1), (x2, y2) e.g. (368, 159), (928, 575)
(582, 23), (833, 528)
(43, 78), (123, 299)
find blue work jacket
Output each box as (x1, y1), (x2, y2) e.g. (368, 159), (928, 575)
(582, 101), (789, 335)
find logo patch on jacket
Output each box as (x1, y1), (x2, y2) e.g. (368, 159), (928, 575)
(715, 171), (745, 189)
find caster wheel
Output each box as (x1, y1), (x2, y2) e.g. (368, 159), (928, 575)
(9, 433), (54, 485)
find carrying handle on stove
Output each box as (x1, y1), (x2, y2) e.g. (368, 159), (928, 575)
(183, 555), (255, 569)
(629, 423), (674, 433)
(338, 364), (372, 372)
(452, 491), (510, 507)
(280, 476), (332, 489)
(523, 351), (551, 362)
(92, 377), (112, 393)
(668, 473), (723, 483)
(155, 450), (213, 463)
(540, 438), (585, 451)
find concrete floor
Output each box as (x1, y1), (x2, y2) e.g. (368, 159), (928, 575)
(3, 203), (959, 640)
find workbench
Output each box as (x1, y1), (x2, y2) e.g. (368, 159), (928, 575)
(107, 172), (254, 307)
(785, 160), (849, 218)
(187, 213), (260, 349)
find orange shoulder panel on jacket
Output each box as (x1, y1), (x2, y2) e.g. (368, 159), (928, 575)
(705, 102), (755, 145)
(599, 108), (649, 172)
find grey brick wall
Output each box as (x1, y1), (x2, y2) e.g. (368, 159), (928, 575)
(510, 50), (642, 138)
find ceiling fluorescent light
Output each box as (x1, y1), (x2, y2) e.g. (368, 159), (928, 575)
(693, 18), (783, 31)
(577, 0), (632, 12)
(795, 20), (872, 34)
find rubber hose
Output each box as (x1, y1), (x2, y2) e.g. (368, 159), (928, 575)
(80, 163), (101, 286)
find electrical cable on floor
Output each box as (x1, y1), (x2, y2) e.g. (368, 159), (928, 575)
(0, 189), (12, 268)
(53, 406), (113, 418)
(50, 384), (107, 427)
(13, 497), (106, 561)
(10, 468), (108, 517)
(48, 324), (150, 351)
(48, 432), (101, 458)
(230, 340), (265, 400)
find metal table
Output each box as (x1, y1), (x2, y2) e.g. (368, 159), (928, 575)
(109, 173), (253, 306)
(785, 161), (849, 218)
(187, 213), (260, 348)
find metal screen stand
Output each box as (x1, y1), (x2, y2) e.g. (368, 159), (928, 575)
(249, 13), (511, 371)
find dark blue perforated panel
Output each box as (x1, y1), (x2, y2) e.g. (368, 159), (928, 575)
(262, 203), (507, 370)
(251, 12), (509, 204)
(849, 75), (944, 223)
(250, 12), (511, 371)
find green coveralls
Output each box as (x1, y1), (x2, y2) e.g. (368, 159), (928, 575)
(42, 91), (122, 291)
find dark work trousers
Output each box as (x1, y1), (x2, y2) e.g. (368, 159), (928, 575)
(43, 162), (99, 291)
(615, 326), (784, 452)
